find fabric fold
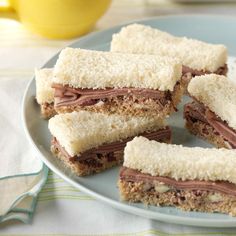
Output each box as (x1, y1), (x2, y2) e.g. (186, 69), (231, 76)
(0, 77), (48, 223)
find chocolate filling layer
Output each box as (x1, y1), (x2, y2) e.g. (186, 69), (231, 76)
(181, 65), (228, 89)
(184, 101), (236, 148)
(182, 64), (228, 77)
(52, 127), (171, 163)
(52, 84), (173, 108)
(120, 167), (236, 197)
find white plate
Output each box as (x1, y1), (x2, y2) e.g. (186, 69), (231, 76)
(22, 15), (236, 227)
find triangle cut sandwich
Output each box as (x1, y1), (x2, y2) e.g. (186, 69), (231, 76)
(111, 24), (228, 90)
(119, 136), (236, 216)
(48, 111), (171, 176)
(52, 48), (184, 118)
(185, 74), (236, 149)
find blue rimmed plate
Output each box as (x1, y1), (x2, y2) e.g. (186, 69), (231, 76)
(22, 15), (236, 227)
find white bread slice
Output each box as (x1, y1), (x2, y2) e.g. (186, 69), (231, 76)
(188, 74), (236, 131)
(111, 24), (227, 72)
(124, 136), (236, 184)
(48, 111), (166, 156)
(35, 68), (54, 104)
(53, 48), (182, 91)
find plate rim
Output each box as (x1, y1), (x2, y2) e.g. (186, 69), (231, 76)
(22, 14), (236, 227)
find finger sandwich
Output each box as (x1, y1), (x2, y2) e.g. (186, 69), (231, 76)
(119, 136), (236, 216)
(52, 48), (183, 118)
(184, 74), (236, 149)
(35, 68), (56, 119)
(111, 24), (228, 89)
(48, 111), (171, 176)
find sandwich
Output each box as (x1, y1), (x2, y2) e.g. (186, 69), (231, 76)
(52, 48), (183, 118)
(35, 68), (56, 118)
(184, 74), (236, 149)
(119, 136), (236, 216)
(48, 111), (171, 176)
(111, 24), (228, 89)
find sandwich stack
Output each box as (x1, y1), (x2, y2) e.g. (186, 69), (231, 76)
(184, 74), (236, 149)
(111, 24), (228, 90)
(52, 48), (183, 118)
(49, 111), (170, 176)
(44, 47), (184, 175)
(119, 136), (236, 216)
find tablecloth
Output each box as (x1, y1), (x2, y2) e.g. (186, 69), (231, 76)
(1, 0), (236, 235)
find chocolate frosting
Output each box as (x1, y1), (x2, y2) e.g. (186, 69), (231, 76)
(52, 83), (171, 108)
(120, 167), (236, 196)
(52, 127), (171, 162)
(184, 101), (236, 148)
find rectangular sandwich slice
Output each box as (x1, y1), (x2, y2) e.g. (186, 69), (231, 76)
(184, 74), (236, 149)
(48, 111), (171, 176)
(111, 24), (228, 90)
(52, 48), (183, 118)
(35, 68), (56, 119)
(119, 136), (236, 216)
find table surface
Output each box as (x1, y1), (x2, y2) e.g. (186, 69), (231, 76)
(1, 0), (236, 235)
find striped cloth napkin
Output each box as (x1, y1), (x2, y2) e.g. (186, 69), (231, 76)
(2, 170), (236, 235)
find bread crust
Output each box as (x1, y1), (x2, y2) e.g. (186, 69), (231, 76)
(35, 68), (54, 104)
(185, 119), (232, 149)
(119, 179), (236, 216)
(53, 48), (182, 91)
(40, 102), (57, 119)
(188, 75), (236, 131)
(51, 144), (123, 176)
(123, 136), (236, 184)
(111, 24), (227, 72)
(48, 110), (166, 156)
